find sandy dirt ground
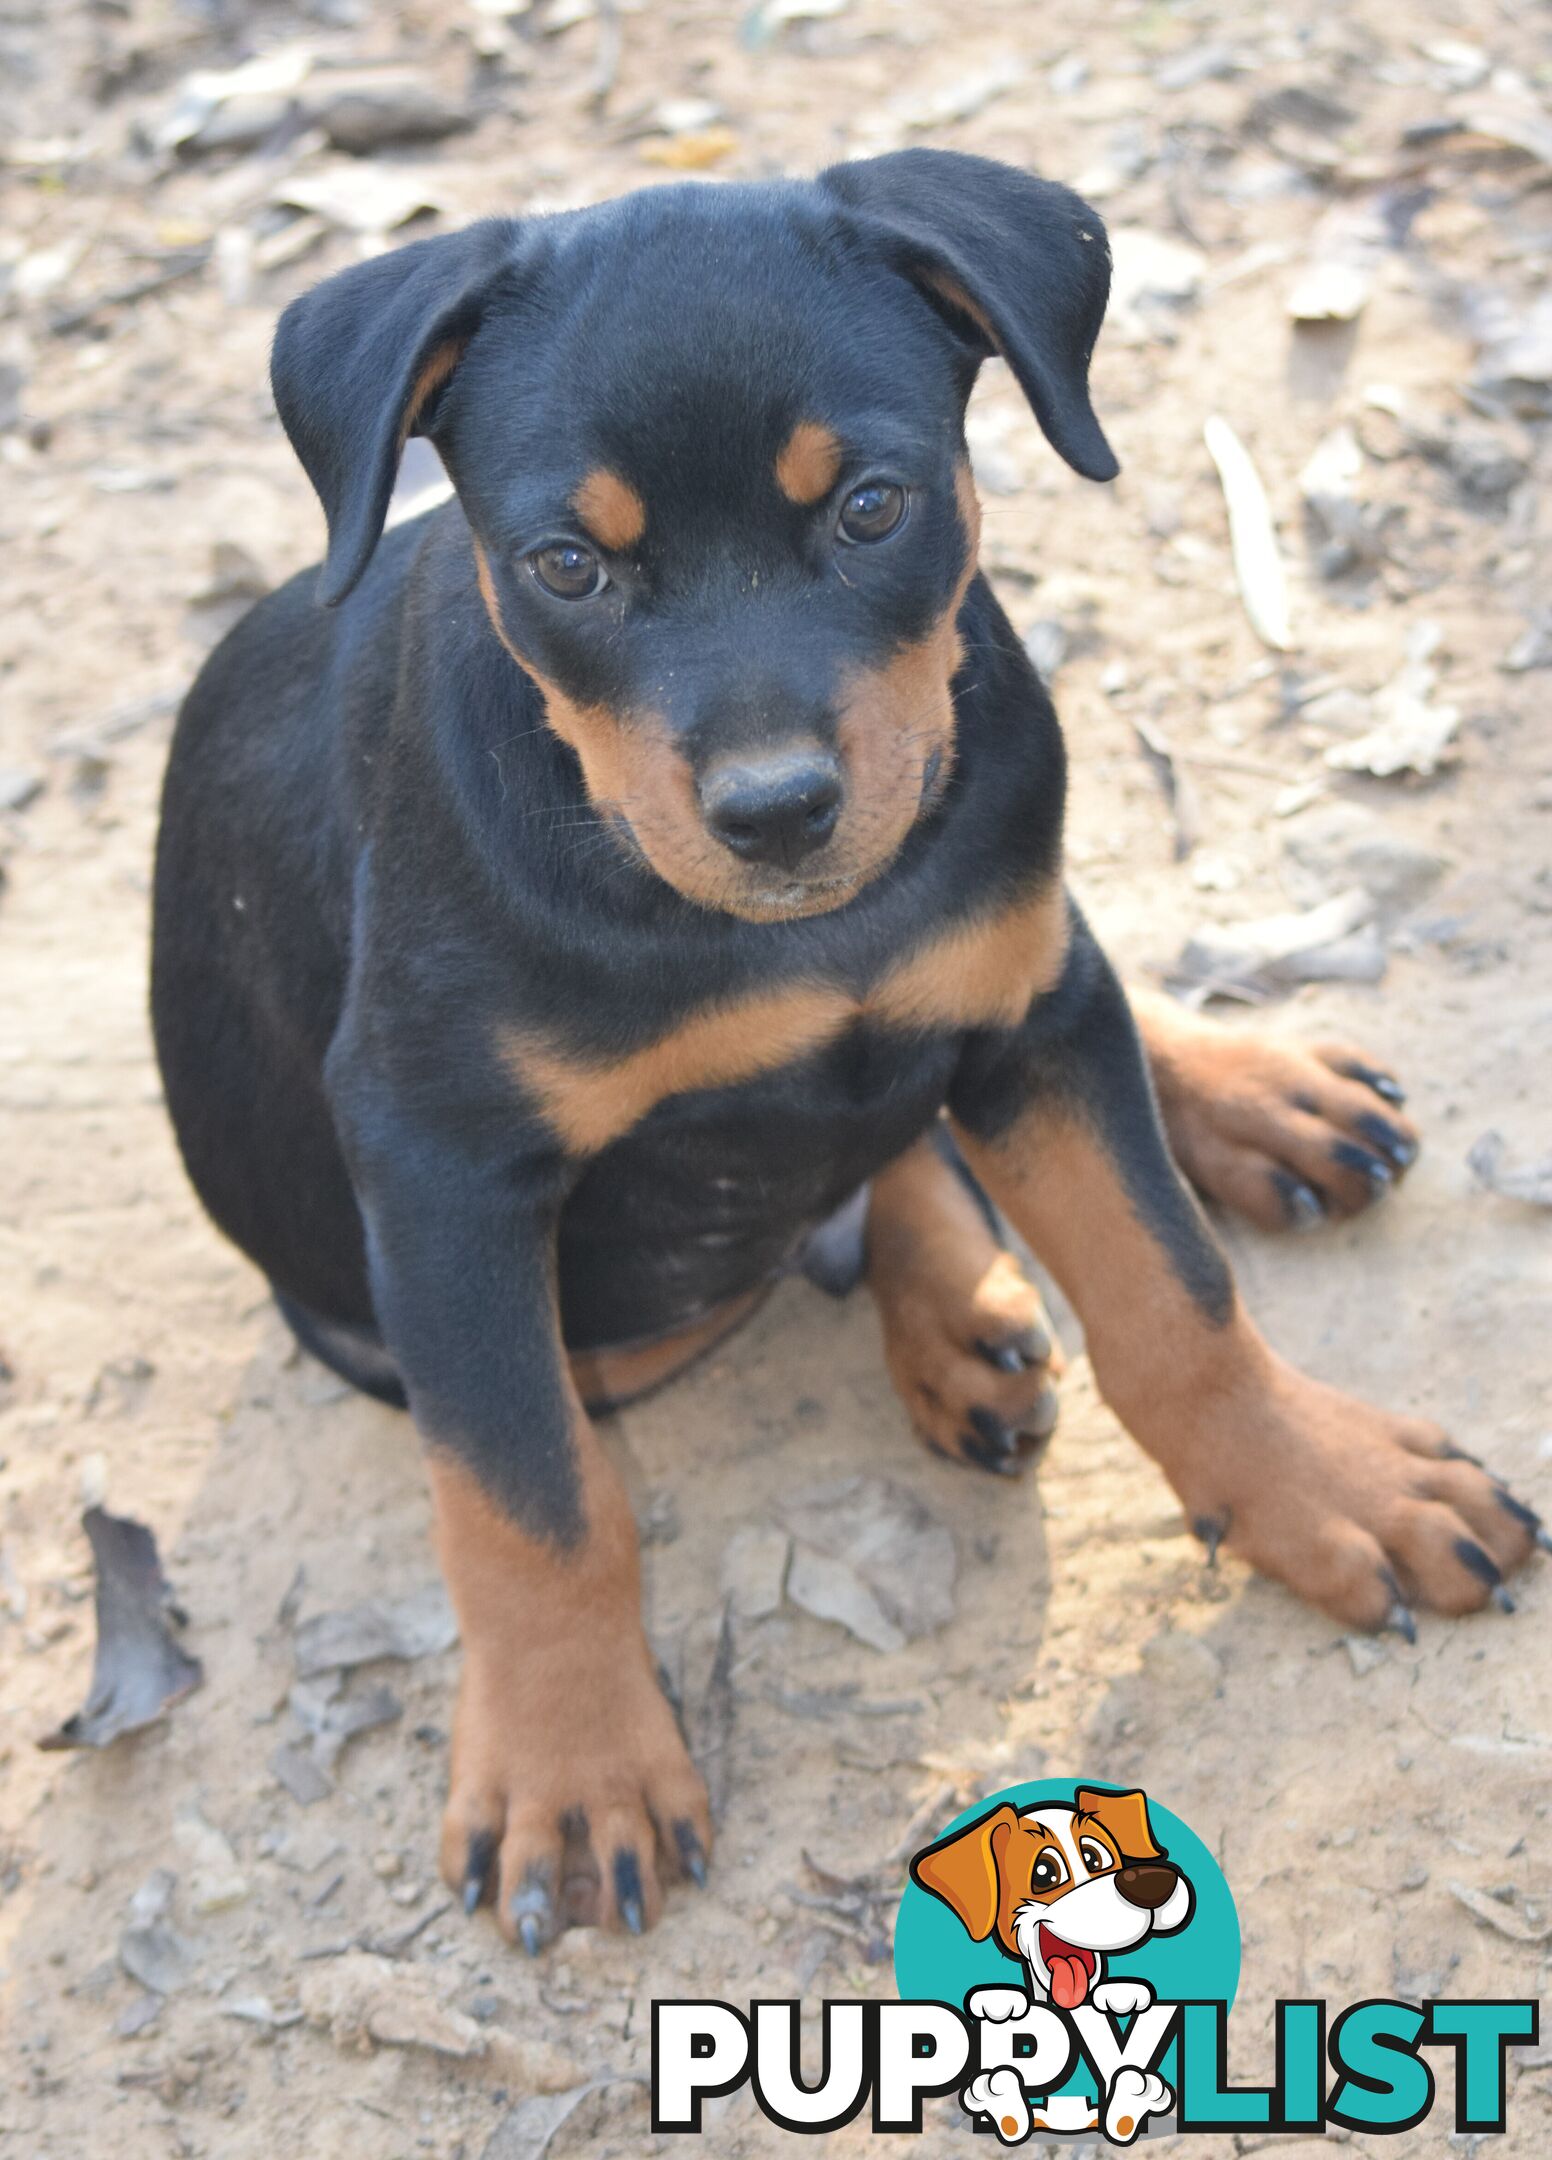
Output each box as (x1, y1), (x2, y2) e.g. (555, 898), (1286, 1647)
(3, 1), (1551, 2154)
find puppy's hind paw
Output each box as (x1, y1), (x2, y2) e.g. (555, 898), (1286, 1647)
(963, 2067), (1032, 2144)
(1105, 2066), (1172, 2145)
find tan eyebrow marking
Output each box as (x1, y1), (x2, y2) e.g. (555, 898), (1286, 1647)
(571, 467), (646, 551)
(775, 419), (842, 505)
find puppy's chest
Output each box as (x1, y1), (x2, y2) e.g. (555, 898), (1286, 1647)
(503, 877), (1066, 1158)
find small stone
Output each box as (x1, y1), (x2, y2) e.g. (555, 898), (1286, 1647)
(1344, 1635), (1387, 1678)
(174, 1807), (249, 1915)
(372, 1850), (403, 1880)
(0, 767), (44, 813)
(115, 1993), (163, 2040)
(1140, 1629), (1223, 1692)
(309, 74), (472, 155)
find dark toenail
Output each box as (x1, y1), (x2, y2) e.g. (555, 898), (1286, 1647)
(1024, 1385), (1060, 1441)
(1382, 1600), (1417, 1644)
(970, 1406), (1020, 1455)
(1272, 1170), (1324, 1230)
(674, 1820), (708, 1889)
(1493, 1585), (1517, 1614)
(963, 1433), (1023, 1476)
(1439, 1440), (1483, 1464)
(1495, 1489), (1543, 1536)
(1454, 1538), (1504, 1592)
(1013, 1322), (1052, 1366)
(1331, 1139), (1394, 1189)
(1194, 1511), (1230, 1565)
(462, 1829), (497, 1916)
(613, 1851), (645, 1934)
(511, 1870), (554, 1955)
(978, 1340), (1026, 1374)
(1342, 1061), (1406, 1107)
(1354, 1112), (1417, 1169)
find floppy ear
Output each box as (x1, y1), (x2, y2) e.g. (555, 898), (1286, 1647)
(909, 1802), (1019, 1941)
(818, 148), (1118, 483)
(271, 218), (520, 605)
(1074, 1786), (1164, 1863)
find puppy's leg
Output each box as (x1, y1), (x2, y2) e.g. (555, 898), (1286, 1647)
(949, 910), (1538, 1628)
(331, 1071), (709, 1947)
(866, 1129), (1061, 1474)
(1131, 987), (1418, 1232)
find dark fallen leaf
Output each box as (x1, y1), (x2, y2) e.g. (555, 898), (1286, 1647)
(1132, 715), (1201, 859)
(482, 2077), (649, 2160)
(696, 1599), (737, 1823)
(38, 1509), (201, 1751)
(293, 1584), (457, 1679)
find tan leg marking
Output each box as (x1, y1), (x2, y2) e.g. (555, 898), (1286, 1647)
(430, 1417), (709, 1944)
(572, 467), (646, 552)
(774, 420), (842, 505)
(866, 1132), (1061, 1472)
(1132, 989), (1418, 1230)
(953, 1111), (1536, 1624)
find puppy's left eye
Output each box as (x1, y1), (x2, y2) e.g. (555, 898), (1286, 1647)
(1079, 1840), (1113, 1874)
(529, 542), (610, 601)
(838, 481), (907, 545)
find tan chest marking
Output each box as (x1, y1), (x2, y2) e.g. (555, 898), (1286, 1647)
(869, 881), (1067, 1034)
(500, 879), (1067, 1155)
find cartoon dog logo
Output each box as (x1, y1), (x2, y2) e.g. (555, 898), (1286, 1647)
(910, 1786), (1194, 2142)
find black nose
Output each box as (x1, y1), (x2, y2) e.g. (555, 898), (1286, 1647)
(1116, 1864), (1179, 1911)
(700, 754), (843, 872)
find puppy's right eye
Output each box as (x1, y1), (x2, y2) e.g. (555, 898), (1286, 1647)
(529, 543), (609, 601)
(1030, 1850), (1067, 1892)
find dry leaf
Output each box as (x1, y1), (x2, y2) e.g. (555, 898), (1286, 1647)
(1467, 1132), (1552, 1208)
(1448, 1881), (1552, 1944)
(38, 1508), (201, 1750)
(1325, 622), (1458, 779)
(1205, 416), (1291, 650)
(641, 127), (739, 170)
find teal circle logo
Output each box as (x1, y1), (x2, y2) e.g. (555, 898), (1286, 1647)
(895, 1779), (1238, 2119)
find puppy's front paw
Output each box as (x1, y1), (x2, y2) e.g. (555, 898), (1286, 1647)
(1092, 1978), (1154, 2017)
(440, 1638), (710, 1949)
(1146, 1010), (1418, 1233)
(1163, 1350), (1541, 1631)
(968, 1984), (1031, 2023)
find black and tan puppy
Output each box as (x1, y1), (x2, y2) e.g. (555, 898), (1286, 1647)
(151, 152), (1539, 1948)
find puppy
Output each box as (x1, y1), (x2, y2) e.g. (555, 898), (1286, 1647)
(150, 150), (1539, 1947)
(916, 1788), (1188, 2142)
(912, 1786), (1193, 2015)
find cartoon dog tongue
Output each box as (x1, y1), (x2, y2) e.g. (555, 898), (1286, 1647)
(1040, 1929), (1094, 2008)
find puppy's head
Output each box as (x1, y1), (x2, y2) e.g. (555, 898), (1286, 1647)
(910, 1788), (1193, 2007)
(272, 153), (1117, 922)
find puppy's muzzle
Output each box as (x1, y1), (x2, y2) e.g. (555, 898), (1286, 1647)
(700, 751), (844, 872)
(1115, 1862), (1180, 1911)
